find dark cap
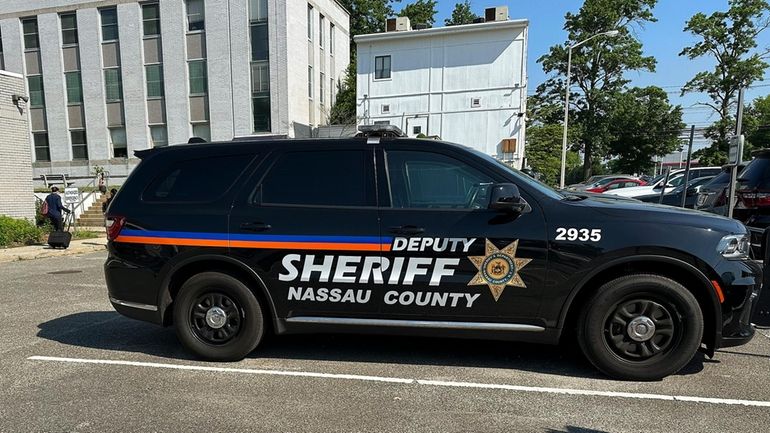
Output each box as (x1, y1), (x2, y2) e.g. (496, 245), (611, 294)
(51, 186), (59, 192)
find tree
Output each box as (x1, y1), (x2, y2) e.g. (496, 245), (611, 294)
(536, 0), (658, 179)
(445, 1), (479, 26)
(329, 63), (358, 125)
(398, 0), (438, 27)
(680, 0), (770, 166)
(606, 87), (685, 174)
(741, 94), (770, 149)
(526, 124), (581, 186)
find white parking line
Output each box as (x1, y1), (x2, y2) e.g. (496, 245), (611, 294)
(28, 355), (770, 408)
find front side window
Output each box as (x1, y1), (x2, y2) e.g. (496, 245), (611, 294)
(375, 55), (391, 79)
(22, 18), (39, 49)
(386, 150), (494, 209)
(100, 8), (118, 41)
(61, 13), (78, 45)
(65, 72), (83, 104)
(144, 155), (254, 202)
(27, 76), (44, 107)
(104, 68), (123, 101)
(188, 60), (207, 94)
(146, 64), (164, 97)
(260, 150), (375, 207)
(186, 0), (205, 31)
(142, 4), (161, 37)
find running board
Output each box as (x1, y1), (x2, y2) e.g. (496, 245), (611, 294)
(285, 316), (545, 332)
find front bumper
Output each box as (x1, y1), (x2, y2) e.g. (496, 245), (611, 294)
(715, 257), (762, 348)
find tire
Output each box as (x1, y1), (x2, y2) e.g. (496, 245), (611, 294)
(173, 272), (265, 361)
(577, 274), (703, 381)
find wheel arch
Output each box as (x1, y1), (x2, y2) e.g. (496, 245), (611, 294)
(558, 254), (722, 354)
(158, 255), (279, 332)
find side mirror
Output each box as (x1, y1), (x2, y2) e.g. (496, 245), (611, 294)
(489, 183), (527, 214)
(687, 185), (703, 196)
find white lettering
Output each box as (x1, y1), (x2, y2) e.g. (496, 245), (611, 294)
(399, 291), (416, 305)
(279, 254), (302, 281)
(461, 238), (477, 253)
(384, 291), (398, 305)
(431, 292), (448, 307)
(329, 288), (342, 302)
(430, 258), (459, 286)
(333, 256), (360, 283)
(300, 255), (334, 282)
(465, 293), (480, 308)
(288, 286), (302, 300)
(388, 257), (403, 285)
(448, 292), (464, 307)
(407, 237), (420, 251)
(301, 288), (316, 301)
(316, 287), (329, 302)
(403, 257), (432, 285)
(392, 237), (408, 251)
(356, 290), (371, 303)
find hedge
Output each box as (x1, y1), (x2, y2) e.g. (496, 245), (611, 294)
(0, 216), (46, 247)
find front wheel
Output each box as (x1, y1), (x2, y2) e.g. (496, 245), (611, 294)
(577, 274), (703, 380)
(173, 272), (264, 361)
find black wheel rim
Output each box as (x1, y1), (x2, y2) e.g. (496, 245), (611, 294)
(604, 297), (681, 362)
(190, 292), (242, 345)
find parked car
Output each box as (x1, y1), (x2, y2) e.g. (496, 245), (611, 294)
(636, 176), (715, 208)
(570, 175), (636, 191)
(566, 175), (610, 190)
(695, 163), (748, 216)
(585, 178), (646, 193)
(605, 167), (722, 198)
(733, 150), (770, 253)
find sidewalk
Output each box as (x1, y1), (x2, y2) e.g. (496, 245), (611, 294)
(0, 236), (107, 264)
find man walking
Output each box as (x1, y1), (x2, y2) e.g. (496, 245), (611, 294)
(44, 186), (71, 231)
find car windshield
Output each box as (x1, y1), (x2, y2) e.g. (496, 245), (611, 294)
(472, 150), (565, 200)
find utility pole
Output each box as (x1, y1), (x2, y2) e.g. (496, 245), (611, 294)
(680, 125), (695, 208)
(727, 88), (745, 218)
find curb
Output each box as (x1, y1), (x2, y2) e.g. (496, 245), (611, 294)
(0, 239), (107, 264)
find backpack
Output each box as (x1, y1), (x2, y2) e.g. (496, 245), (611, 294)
(40, 198), (49, 216)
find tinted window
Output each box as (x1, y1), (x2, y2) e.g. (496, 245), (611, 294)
(260, 150), (374, 206)
(386, 150), (494, 209)
(144, 155), (254, 202)
(738, 158), (770, 189)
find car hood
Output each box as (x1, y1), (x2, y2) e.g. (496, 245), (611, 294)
(564, 194), (746, 234)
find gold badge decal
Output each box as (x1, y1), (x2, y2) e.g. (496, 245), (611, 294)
(468, 239), (532, 301)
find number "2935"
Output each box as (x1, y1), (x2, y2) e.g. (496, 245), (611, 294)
(555, 228), (602, 242)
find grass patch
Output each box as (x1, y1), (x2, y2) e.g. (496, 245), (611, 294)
(73, 230), (102, 240)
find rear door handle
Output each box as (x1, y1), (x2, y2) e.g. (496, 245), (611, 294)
(388, 225), (425, 236)
(240, 222), (272, 232)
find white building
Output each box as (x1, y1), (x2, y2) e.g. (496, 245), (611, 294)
(0, 0), (349, 181)
(354, 11), (528, 167)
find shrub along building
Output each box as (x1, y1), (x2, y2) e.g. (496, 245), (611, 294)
(0, 70), (34, 220)
(0, 0), (350, 183)
(355, 7), (528, 168)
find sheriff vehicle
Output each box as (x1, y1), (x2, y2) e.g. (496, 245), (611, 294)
(104, 125), (764, 380)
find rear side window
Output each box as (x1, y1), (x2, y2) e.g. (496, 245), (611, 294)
(259, 150), (375, 207)
(143, 154), (254, 202)
(738, 158), (770, 189)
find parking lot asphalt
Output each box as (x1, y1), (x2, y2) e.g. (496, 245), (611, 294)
(1, 252), (769, 433)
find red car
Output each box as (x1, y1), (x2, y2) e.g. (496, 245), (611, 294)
(585, 178), (646, 193)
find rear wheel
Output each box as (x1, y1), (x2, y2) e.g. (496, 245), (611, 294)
(577, 274), (703, 380)
(173, 272), (264, 361)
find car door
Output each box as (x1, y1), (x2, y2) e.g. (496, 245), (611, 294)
(375, 143), (548, 324)
(228, 141), (382, 321)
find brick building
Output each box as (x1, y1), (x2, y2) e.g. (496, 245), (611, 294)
(0, 69), (34, 220)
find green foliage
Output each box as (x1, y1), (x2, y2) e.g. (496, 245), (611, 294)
(329, 62), (358, 125)
(526, 124), (581, 186)
(398, 0), (438, 26)
(680, 0), (770, 164)
(536, 0), (658, 178)
(445, 1), (479, 26)
(0, 216), (45, 247)
(73, 230), (100, 240)
(744, 94), (770, 149)
(606, 86), (685, 174)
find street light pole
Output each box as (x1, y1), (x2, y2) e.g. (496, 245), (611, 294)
(559, 30), (621, 189)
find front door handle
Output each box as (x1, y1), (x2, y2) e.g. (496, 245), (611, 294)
(388, 225), (425, 236)
(240, 222), (272, 232)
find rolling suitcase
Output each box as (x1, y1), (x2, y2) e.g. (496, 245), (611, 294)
(47, 212), (72, 249)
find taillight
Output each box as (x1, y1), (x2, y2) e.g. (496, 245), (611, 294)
(737, 191), (770, 208)
(105, 215), (126, 241)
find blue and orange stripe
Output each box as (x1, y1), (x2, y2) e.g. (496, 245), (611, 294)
(115, 230), (393, 251)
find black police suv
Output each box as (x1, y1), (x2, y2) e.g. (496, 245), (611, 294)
(105, 129), (763, 381)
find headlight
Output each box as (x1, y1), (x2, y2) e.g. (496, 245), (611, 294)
(717, 234), (750, 259)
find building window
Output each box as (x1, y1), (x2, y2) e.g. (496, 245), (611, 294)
(249, 0), (268, 22)
(319, 14), (325, 48)
(110, 127), (127, 158)
(22, 18), (39, 50)
(142, 3), (161, 37)
(34, 132), (50, 161)
(330, 24), (334, 55)
(71, 130), (88, 160)
(146, 64), (164, 97)
(186, 0), (205, 31)
(319, 72), (325, 105)
(150, 125), (167, 147)
(0, 29), (5, 70)
(65, 72), (83, 104)
(381, 104), (390, 114)
(471, 97), (481, 108)
(307, 66), (313, 99)
(307, 4), (313, 40)
(60, 13), (78, 45)
(330, 77), (335, 104)
(100, 8), (119, 42)
(250, 22), (268, 61)
(104, 68), (123, 101)
(375, 55), (391, 80)
(192, 123), (210, 141)
(27, 76), (45, 107)
(188, 60), (207, 95)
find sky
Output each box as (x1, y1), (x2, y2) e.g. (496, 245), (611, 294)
(394, 1), (770, 152)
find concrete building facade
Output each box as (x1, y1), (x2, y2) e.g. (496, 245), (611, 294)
(355, 17), (528, 167)
(0, 0), (350, 181)
(0, 70), (35, 220)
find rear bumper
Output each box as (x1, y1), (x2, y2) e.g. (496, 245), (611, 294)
(105, 255), (163, 325)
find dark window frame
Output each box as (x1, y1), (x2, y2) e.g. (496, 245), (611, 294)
(142, 3), (161, 37)
(374, 55), (391, 80)
(60, 13), (79, 45)
(100, 8), (119, 42)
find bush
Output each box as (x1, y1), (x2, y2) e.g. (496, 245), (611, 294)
(0, 216), (46, 247)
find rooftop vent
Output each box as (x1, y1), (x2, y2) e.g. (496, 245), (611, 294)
(396, 16), (411, 31)
(485, 6), (509, 22)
